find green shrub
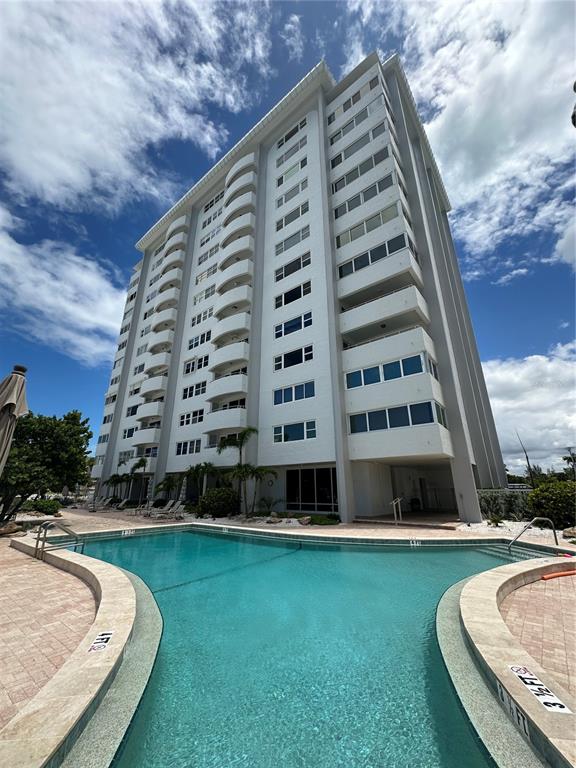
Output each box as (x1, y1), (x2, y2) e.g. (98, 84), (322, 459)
(309, 514), (340, 525)
(22, 499), (61, 515)
(528, 481), (576, 530)
(196, 487), (240, 518)
(478, 490), (531, 521)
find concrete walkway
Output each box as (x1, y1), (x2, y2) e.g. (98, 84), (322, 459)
(0, 540), (95, 730)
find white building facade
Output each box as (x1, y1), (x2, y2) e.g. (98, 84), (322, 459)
(92, 53), (506, 523)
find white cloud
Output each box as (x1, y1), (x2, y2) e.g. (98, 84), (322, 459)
(0, 205), (126, 366)
(549, 218), (576, 271)
(482, 341), (576, 472)
(281, 14), (305, 62)
(492, 268), (529, 287)
(0, 0), (272, 212)
(345, 0), (575, 278)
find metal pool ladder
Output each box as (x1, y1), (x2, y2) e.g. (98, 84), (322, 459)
(34, 521), (85, 560)
(390, 497), (403, 525)
(507, 517), (558, 553)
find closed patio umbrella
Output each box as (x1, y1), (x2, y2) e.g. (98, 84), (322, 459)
(0, 365), (28, 479)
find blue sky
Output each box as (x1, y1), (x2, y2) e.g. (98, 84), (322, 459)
(0, 0), (574, 472)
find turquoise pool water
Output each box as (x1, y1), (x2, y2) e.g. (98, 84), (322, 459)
(83, 531), (529, 768)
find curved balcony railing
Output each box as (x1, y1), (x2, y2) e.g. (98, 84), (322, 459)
(140, 375), (168, 398)
(132, 427), (162, 446)
(206, 373), (248, 402)
(151, 307), (177, 333)
(165, 214), (189, 242)
(217, 260), (253, 295)
(223, 171), (257, 208)
(154, 287), (180, 313)
(148, 330), (174, 354)
(225, 151), (257, 188)
(144, 352), (171, 375)
(211, 312), (251, 345)
(213, 284), (252, 318)
(157, 230), (187, 263)
(221, 191), (257, 228)
(219, 235), (254, 271)
(208, 341), (249, 372)
(157, 268), (182, 294)
(161, 248), (185, 275)
(220, 213), (255, 250)
(203, 407), (247, 434)
(136, 401), (164, 422)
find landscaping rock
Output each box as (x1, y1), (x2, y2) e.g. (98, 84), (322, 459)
(0, 521), (23, 537)
(298, 516), (311, 526)
(563, 526), (576, 539)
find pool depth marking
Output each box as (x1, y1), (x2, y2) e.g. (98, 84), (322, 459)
(509, 666), (572, 713)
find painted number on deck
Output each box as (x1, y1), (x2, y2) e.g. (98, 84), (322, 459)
(509, 666), (572, 713)
(89, 631), (114, 652)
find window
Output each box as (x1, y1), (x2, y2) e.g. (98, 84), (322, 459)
(145, 290), (158, 303)
(336, 204), (398, 248)
(273, 420), (316, 443)
(110, 375), (120, 386)
(113, 357), (123, 370)
(102, 414), (113, 424)
(176, 440), (201, 455)
(126, 405), (139, 417)
(273, 381), (315, 405)
(277, 117), (307, 149)
(199, 225), (222, 248)
(195, 264), (218, 284)
(136, 344), (148, 356)
(193, 284), (216, 305)
(120, 323), (131, 335)
(104, 394), (117, 406)
(337, 232), (409, 279)
(188, 330), (211, 350)
(127, 291), (137, 303)
(118, 450), (134, 464)
(117, 340), (127, 351)
(179, 410), (204, 426)
(133, 363), (145, 376)
(274, 312), (312, 339)
(122, 427), (137, 439)
(383, 360), (402, 380)
(128, 384), (141, 397)
(328, 93), (384, 146)
(334, 174), (394, 220)
(274, 345), (313, 371)
(350, 413), (368, 433)
(140, 325), (151, 338)
(436, 402), (448, 428)
(183, 381), (207, 399)
(410, 402), (434, 425)
(349, 400), (442, 434)
(198, 244), (219, 266)
(183, 356), (209, 375)
(203, 189), (224, 213)
(275, 225), (310, 256)
(388, 406), (410, 428)
(274, 281), (311, 309)
(276, 136), (307, 168)
(402, 355), (423, 376)
(137, 446), (158, 457)
(275, 251), (311, 282)
(330, 121), (387, 169)
(327, 76), (380, 124)
(276, 201), (309, 232)
(277, 157), (307, 187)
(97, 434), (109, 444)
(190, 307), (213, 327)
(277, 178), (308, 208)
(428, 356), (439, 380)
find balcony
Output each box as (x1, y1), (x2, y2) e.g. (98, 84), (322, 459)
(132, 428), (162, 446)
(211, 312), (251, 345)
(224, 171), (257, 207)
(157, 268), (182, 294)
(140, 374), (168, 398)
(203, 407), (247, 433)
(151, 307), (177, 333)
(342, 326), (436, 371)
(220, 212), (255, 250)
(208, 341), (249, 372)
(159, 230), (187, 261)
(145, 351), (171, 375)
(154, 287), (180, 312)
(219, 235), (255, 271)
(124, 455), (157, 474)
(217, 260), (253, 294)
(206, 373), (248, 401)
(348, 423), (453, 462)
(162, 248), (185, 275)
(225, 151), (257, 187)
(221, 191), (257, 227)
(165, 214), (189, 241)
(337, 247), (422, 302)
(345, 373), (442, 415)
(213, 284), (252, 318)
(136, 401), (164, 422)
(340, 286), (430, 348)
(148, 329), (174, 354)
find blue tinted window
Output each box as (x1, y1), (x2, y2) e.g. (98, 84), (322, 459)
(284, 422), (305, 441)
(283, 387), (293, 403)
(368, 410), (388, 431)
(274, 390), (282, 405)
(284, 316), (303, 335)
(350, 413), (368, 433)
(304, 381), (315, 398)
(303, 312), (312, 327)
(363, 366), (381, 385)
(294, 384), (304, 400)
(383, 361), (402, 380)
(410, 402), (433, 425)
(354, 251), (370, 271)
(402, 355), (423, 376)
(388, 406), (409, 428)
(346, 370), (362, 388)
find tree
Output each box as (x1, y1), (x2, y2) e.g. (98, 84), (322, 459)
(248, 466), (277, 516)
(130, 457), (148, 505)
(154, 474), (180, 500)
(217, 427), (258, 514)
(185, 462), (214, 501)
(0, 410), (92, 523)
(104, 473), (123, 498)
(562, 450), (576, 482)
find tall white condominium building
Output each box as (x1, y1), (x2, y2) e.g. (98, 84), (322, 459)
(92, 52), (506, 524)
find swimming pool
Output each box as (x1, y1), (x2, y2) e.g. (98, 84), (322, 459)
(84, 531), (540, 768)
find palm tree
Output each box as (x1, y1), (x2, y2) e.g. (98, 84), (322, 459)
(185, 462), (215, 501)
(248, 466), (277, 516)
(119, 472), (131, 499)
(131, 457), (148, 505)
(216, 427), (258, 467)
(226, 463), (253, 517)
(154, 474), (180, 500)
(104, 473), (122, 499)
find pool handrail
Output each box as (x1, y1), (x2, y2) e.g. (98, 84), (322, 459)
(507, 516), (558, 552)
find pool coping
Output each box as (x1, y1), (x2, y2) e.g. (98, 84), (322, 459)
(459, 558), (576, 768)
(0, 538), (138, 768)
(437, 578), (547, 768)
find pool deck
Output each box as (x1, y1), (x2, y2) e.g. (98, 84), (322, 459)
(0, 540), (96, 730)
